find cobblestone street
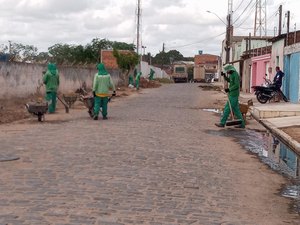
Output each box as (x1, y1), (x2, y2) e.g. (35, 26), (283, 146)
(0, 83), (299, 225)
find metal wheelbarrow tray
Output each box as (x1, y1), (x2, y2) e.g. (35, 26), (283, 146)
(81, 96), (94, 118)
(63, 94), (77, 108)
(25, 101), (48, 122)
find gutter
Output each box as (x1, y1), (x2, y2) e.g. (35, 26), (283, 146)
(251, 113), (300, 157)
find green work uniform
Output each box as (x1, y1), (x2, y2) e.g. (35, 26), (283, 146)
(92, 63), (115, 119)
(220, 65), (245, 127)
(135, 72), (142, 90)
(43, 63), (59, 113)
(128, 74), (134, 85)
(149, 69), (155, 80)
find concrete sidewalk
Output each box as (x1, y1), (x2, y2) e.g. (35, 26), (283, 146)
(251, 102), (300, 156)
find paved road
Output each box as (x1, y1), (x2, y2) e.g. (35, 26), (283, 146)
(0, 83), (299, 225)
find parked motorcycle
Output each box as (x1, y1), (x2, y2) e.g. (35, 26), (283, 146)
(252, 83), (288, 104)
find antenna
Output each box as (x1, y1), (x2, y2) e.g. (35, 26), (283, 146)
(254, 0), (267, 36)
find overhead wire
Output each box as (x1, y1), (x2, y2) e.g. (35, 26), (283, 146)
(234, 0), (246, 13)
(166, 32), (226, 49)
(233, 0), (256, 25)
(235, 1), (257, 28)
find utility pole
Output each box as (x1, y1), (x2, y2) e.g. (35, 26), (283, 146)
(278, 5), (282, 35)
(286, 11), (290, 45)
(136, 0), (141, 55)
(225, 14), (231, 64)
(225, 0), (233, 64)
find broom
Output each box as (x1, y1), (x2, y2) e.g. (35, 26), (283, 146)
(224, 92), (242, 126)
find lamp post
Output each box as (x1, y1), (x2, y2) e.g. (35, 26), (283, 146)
(206, 10), (231, 64)
(206, 11), (226, 25)
(141, 46), (146, 61)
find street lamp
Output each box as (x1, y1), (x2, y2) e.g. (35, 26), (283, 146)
(206, 11), (226, 25)
(206, 10), (231, 64)
(141, 45), (146, 62)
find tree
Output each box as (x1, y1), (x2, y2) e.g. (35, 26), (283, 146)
(113, 48), (139, 86)
(152, 49), (184, 67)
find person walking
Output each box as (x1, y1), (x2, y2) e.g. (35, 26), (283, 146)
(148, 68), (155, 80)
(135, 71), (142, 90)
(43, 63), (59, 113)
(215, 64), (245, 128)
(92, 63), (116, 120)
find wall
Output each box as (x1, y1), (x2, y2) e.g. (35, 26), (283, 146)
(242, 58), (252, 92)
(0, 62), (121, 98)
(251, 54), (271, 88)
(141, 61), (170, 79)
(271, 38), (285, 78)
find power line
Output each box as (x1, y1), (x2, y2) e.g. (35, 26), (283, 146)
(233, 0), (255, 24)
(167, 32), (226, 49)
(234, 0), (246, 13)
(235, 1), (257, 28)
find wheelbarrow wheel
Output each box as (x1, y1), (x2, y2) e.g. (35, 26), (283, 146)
(88, 109), (94, 118)
(38, 113), (43, 122)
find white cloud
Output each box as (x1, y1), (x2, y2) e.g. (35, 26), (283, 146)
(0, 0), (299, 57)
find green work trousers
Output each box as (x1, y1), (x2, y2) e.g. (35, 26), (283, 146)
(94, 96), (109, 118)
(45, 91), (57, 113)
(220, 95), (245, 127)
(136, 79), (140, 90)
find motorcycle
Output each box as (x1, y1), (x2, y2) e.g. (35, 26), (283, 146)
(252, 82), (289, 104)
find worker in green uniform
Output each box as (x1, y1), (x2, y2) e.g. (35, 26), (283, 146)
(135, 71), (142, 90)
(43, 63), (59, 113)
(128, 74), (134, 86)
(92, 63), (116, 120)
(149, 68), (155, 80)
(215, 64), (245, 128)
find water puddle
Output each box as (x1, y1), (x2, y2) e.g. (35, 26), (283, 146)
(281, 185), (300, 199)
(202, 108), (221, 113)
(206, 128), (300, 206)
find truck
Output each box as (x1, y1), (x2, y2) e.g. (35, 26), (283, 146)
(172, 65), (188, 83)
(171, 61), (194, 83)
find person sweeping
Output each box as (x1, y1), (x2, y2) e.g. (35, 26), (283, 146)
(215, 64), (245, 128)
(43, 63), (59, 113)
(92, 63), (116, 120)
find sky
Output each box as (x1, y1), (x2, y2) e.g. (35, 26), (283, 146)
(0, 0), (298, 57)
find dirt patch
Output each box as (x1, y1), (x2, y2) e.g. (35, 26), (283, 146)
(139, 77), (161, 88)
(281, 126), (300, 142)
(0, 85), (155, 125)
(199, 84), (222, 91)
(0, 95), (40, 124)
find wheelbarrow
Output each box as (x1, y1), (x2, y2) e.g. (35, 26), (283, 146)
(25, 101), (48, 122)
(63, 94), (77, 108)
(79, 95), (112, 118)
(80, 95), (94, 118)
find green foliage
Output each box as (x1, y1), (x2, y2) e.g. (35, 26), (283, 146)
(152, 49), (184, 65)
(113, 49), (139, 71)
(113, 49), (139, 85)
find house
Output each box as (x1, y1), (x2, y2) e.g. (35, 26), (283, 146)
(221, 35), (272, 92)
(193, 54), (219, 82)
(283, 31), (300, 103)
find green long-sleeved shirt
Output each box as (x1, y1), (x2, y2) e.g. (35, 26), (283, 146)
(92, 73), (115, 97)
(43, 70), (59, 92)
(224, 71), (240, 97)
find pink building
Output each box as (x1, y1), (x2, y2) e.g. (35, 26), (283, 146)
(251, 53), (271, 92)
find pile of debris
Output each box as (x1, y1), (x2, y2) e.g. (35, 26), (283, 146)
(139, 77), (161, 88)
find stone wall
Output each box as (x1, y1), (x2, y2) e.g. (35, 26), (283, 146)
(0, 62), (121, 98)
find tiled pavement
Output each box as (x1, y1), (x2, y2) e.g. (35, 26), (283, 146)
(0, 83), (299, 225)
